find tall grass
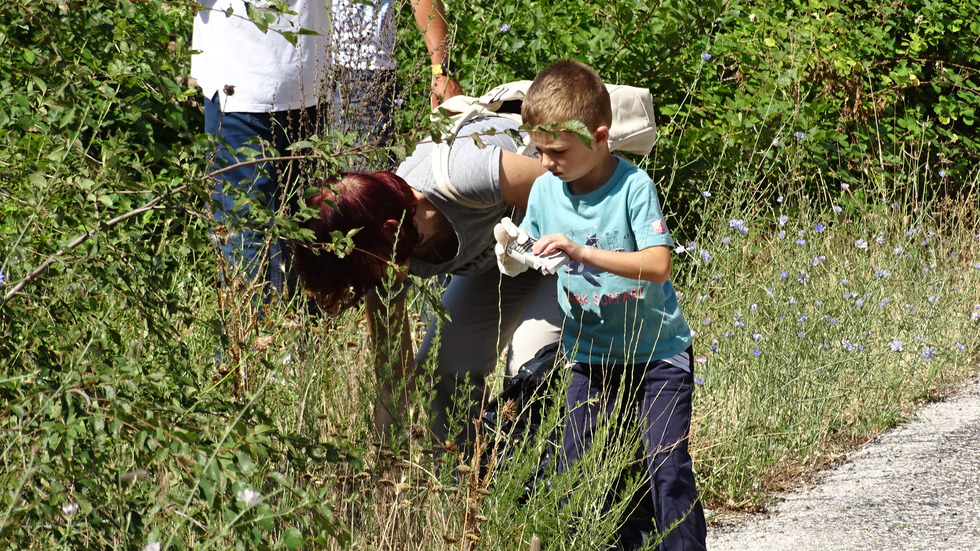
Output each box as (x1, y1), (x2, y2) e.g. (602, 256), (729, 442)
(3, 1), (980, 548)
(5, 69), (979, 551)
(171, 149), (980, 550)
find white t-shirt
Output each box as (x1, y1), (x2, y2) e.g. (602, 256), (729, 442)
(191, 0), (394, 113)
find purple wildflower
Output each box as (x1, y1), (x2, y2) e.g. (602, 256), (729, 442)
(729, 219), (748, 234)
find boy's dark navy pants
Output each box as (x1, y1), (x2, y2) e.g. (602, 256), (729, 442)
(560, 348), (707, 551)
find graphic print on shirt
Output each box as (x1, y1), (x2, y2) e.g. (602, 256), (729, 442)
(562, 226), (646, 311)
(562, 227), (629, 286)
(564, 232), (604, 286)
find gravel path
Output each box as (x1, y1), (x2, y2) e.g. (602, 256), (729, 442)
(707, 376), (980, 551)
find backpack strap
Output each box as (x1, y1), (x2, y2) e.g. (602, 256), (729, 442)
(430, 108), (519, 209)
(431, 83), (531, 209)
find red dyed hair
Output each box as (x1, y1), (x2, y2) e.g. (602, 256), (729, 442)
(293, 171), (421, 313)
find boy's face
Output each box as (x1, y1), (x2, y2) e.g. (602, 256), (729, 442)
(532, 128), (610, 190)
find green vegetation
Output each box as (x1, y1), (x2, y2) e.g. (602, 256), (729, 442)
(2, 0), (978, 549)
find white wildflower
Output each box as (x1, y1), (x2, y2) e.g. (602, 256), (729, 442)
(236, 488), (263, 507)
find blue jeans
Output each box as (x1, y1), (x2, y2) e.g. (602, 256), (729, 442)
(205, 95), (314, 295)
(205, 68), (396, 296)
(560, 349), (707, 551)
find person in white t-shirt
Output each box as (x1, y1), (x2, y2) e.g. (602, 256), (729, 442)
(191, 0), (461, 296)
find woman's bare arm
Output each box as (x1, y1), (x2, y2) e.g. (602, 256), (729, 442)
(499, 150), (547, 209)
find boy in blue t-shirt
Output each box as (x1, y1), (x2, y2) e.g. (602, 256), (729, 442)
(495, 60), (707, 550)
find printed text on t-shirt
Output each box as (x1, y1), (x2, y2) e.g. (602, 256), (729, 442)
(570, 287), (645, 306)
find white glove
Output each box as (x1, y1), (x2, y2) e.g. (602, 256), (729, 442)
(493, 217), (570, 276)
(493, 217), (529, 276)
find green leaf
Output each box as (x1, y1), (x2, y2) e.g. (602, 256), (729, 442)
(283, 528), (305, 550)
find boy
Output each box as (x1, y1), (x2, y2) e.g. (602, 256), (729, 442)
(495, 60), (707, 550)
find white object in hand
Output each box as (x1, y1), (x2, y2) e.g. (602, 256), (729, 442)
(505, 233), (569, 275)
(493, 217), (569, 276)
(494, 217), (529, 276)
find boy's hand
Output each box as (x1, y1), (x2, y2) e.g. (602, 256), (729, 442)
(494, 218), (570, 275)
(533, 234), (583, 264)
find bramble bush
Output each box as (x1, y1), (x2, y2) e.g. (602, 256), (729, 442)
(1, 0), (978, 549)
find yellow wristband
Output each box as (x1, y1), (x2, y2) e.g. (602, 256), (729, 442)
(431, 60), (457, 77)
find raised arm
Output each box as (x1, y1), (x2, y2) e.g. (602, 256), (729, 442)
(411, 0), (463, 108)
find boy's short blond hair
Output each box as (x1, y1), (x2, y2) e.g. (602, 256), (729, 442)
(521, 59), (613, 135)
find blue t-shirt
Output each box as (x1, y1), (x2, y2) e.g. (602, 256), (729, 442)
(521, 157), (691, 365)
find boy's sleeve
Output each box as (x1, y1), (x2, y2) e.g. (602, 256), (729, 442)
(629, 178), (675, 250)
